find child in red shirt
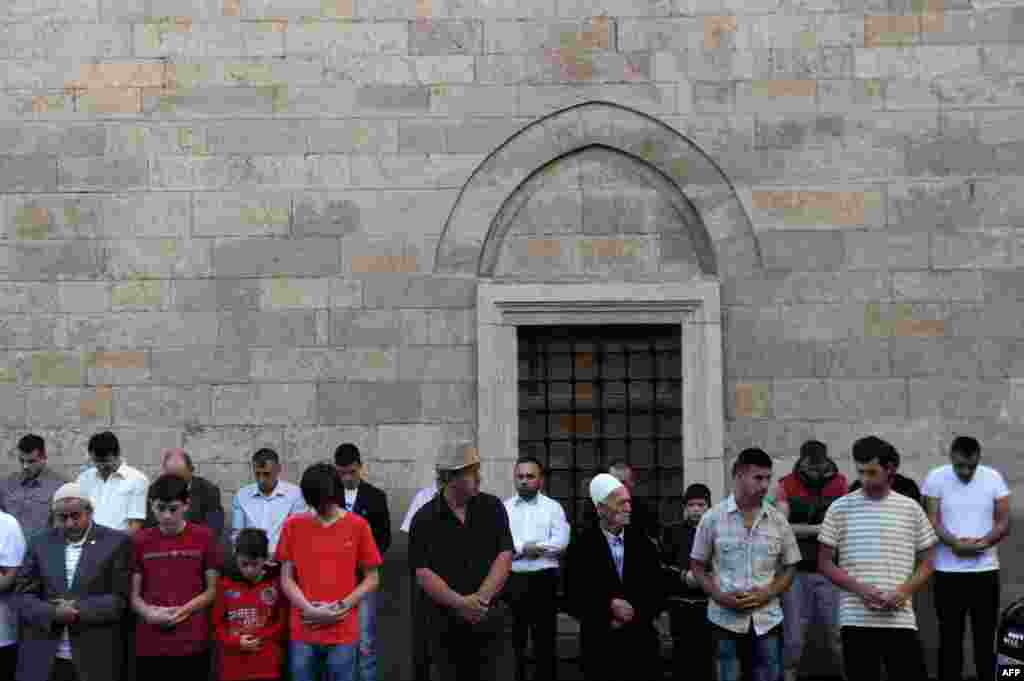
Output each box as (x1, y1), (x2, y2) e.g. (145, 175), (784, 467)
(214, 528), (287, 681)
(276, 462), (382, 681)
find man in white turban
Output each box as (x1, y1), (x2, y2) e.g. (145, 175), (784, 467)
(565, 472), (665, 680)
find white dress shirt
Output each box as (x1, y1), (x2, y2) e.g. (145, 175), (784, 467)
(503, 492), (571, 573)
(0, 512), (25, 648)
(231, 480), (307, 554)
(602, 527), (625, 579)
(400, 484), (438, 533)
(343, 487), (358, 511)
(76, 464), (149, 531)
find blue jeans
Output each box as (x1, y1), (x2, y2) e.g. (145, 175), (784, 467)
(356, 590), (378, 681)
(715, 623), (783, 681)
(290, 640), (358, 681)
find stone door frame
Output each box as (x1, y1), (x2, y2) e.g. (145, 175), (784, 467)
(477, 279), (725, 501)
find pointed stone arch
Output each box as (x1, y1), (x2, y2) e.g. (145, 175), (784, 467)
(434, 101), (760, 278)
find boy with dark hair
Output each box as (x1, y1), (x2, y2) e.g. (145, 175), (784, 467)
(277, 462), (382, 681)
(131, 474), (222, 679)
(214, 528), (286, 681)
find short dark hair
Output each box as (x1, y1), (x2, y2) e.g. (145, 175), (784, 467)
(149, 474), (190, 504)
(851, 436), (899, 468)
(17, 434), (45, 456)
(235, 528), (270, 559)
(684, 483), (712, 505)
(799, 440), (828, 463)
(515, 456), (545, 475)
(87, 431), (120, 458)
(951, 436), (981, 458)
(252, 448), (280, 467)
(732, 448), (773, 476)
(607, 460), (631, 474)
(334, 443), (362, 468)
(300, 462), (343, 513)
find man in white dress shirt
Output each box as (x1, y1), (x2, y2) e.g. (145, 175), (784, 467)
(75, 432), (148, 534)
(503, 456), (571, 681)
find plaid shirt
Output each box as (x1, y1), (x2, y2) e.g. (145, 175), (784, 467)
(690, 494), (801, 636)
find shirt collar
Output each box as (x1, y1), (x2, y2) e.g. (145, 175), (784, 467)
(513, 493), (542, 506)
(251, 483), (286, 499)
(724, 494), (770, 518)
(602, 527), (624, 544)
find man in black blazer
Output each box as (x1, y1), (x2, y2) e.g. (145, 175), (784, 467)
(143, 449), (225, 538)
(14, 482), (132, 681)
(335, 442), (391, 681)
(566, 473), (665, 681)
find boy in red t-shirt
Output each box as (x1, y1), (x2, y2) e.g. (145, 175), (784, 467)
(215, 528), (287, 681)
(276, 462), (382, 681)
(131, 473), (223, 679)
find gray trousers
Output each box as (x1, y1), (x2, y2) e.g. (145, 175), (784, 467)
(782, 571), (843, 676)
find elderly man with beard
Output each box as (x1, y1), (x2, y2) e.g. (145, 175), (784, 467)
(566, 473), (663, 681)
(661, 483), (714, 681)
(774, 440), (848, 681)
(14, 483), (132, 681)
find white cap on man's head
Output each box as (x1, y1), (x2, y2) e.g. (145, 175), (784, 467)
(52, 482), (88, 508)
(589, 473), (624, 506)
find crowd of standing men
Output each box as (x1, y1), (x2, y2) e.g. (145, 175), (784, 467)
(0, 429), (1011, 681)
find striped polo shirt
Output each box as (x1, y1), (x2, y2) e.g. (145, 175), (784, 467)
(818, 488), (937, 630)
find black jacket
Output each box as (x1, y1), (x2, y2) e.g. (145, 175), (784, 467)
(144, 475), (225, 538)
(565, 523), (664, 681)
(349, 481), (391, 555)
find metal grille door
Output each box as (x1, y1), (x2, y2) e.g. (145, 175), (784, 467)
(517, 324), (684, 528)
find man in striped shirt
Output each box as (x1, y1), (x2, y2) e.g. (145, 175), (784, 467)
(818, 435), (938, 681)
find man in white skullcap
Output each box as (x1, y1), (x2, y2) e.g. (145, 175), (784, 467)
(565, 473), (665, 681)
(13, 482), (133, 681)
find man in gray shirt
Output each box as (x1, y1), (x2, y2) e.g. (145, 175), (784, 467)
(0, 435), (66, 537)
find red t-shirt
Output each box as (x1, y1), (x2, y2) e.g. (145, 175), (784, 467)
(274, 511), (382, 645)
(131, 522), (223, 657)
(214, 570), (286, 681)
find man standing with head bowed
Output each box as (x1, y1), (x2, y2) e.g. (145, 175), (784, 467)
(565, 472), (664, 681)
(14, 482), (132, 681)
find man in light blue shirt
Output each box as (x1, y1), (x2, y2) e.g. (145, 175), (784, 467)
(230, 448), (306, 555)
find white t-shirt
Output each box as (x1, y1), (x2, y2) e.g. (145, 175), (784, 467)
(922, 464), (1010, 572)
(400, 484), (438, 533)
(0, 512), (26, 647)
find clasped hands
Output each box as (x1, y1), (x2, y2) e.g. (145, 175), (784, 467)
(715, 586), (772, 612)
(142, 603), (192, 627)
(302, 600), (352, 629)
(455, 593), (491, 625)
(859, 585), (910, 612)
(952, 536), (989, 557)
(609, 598), (635, 630)
(50, 598), (80, 626)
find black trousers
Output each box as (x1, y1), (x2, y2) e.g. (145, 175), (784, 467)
(935, 570), (1000, 681)
(841, 626), (927, 681)
(506, 569), (560, 681)
(49, 658), (78, 681)
(0, 644), (16, 681)
(669, 599), (712, 681)
(432, 611), (515, 681)
(411, 572), (432, 681)
(138, 652), (212, 680)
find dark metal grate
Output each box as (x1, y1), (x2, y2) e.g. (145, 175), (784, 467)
(517, 324), (684, 529)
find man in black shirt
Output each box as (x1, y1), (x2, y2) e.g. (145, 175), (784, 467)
(661, 483), (714, 681)
(408, 444), (515, 681)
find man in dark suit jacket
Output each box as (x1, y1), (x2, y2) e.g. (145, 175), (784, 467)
(566, 474), (664, 681)
(143, 449), (225, 537)
(14, 482), (132, 681)
(335, 442), (391, 681)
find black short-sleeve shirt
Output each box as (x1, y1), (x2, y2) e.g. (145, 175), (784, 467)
(408, 491), (514, 604)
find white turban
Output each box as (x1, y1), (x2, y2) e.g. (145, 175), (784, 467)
(52, 482), (88, 508)
(589, 473), (624, 506)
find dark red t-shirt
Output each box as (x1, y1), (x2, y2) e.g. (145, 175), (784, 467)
(274, 511), (382, 645)
(131, 522), (223, 657)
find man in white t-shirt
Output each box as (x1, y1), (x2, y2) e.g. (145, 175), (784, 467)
(923, 436), (1011, 681)
(818, 435), (938, 681)
(0, 510), (26, 679)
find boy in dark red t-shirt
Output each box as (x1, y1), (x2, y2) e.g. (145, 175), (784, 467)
(131, 473), (222, 679)
(215, 528), (286, 681)
(276, 462), (382, 681)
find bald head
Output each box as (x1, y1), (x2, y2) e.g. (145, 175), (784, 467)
(162, 449), (193, 483)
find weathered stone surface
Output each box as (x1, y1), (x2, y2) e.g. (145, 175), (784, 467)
(116, 386), (211, 427)
(194, 191), (292, 237)
(759, 231), (845, 271)
(317, 382), (422, 424)
(219, 310), (319, 347)
(213, 237), (341, 277)
(150, 347), (251, 384)
(212, 384), (317, 425)
(66, 312), (220, 348)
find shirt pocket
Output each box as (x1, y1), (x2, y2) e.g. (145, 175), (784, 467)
(717, 539), (745, 589)
(753, 534), (782, 578)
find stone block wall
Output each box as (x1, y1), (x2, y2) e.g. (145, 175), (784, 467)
(2, 1), (1024, 675)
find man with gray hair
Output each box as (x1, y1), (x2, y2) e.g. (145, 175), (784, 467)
(565, 473), (664, 681)
(14, 482), (132, 681)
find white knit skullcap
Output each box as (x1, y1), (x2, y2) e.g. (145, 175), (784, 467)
(52, 482), (88, 508)
(589, 473), (624, 506)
